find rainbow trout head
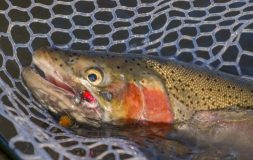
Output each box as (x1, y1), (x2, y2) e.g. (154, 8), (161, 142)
(22, 48), (173, 126)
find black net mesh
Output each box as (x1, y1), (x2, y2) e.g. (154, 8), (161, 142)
(0, 0), (253, 159)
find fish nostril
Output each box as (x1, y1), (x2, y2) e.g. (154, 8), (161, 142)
(100, 91), (112, 101)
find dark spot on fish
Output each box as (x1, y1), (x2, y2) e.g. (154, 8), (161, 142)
(228, 95), (232, 98)
(125, 60), (128, 63)
(171, 70), (175, 74)
(209, 88), (212, 91)
(180, 100), (184, 103)
(92, 60), (96, 62)
(198, 74), (202, 78)
(187, 95), (191, 99)
(182, 88), (185, 91)
(251, 90), (253, 93)
(131, 58), (135, 61)
(129, 68), (133, 71)
(232, 86), (235, 90)
(117, 66), (120, 69)
(159, 65), (162, 68)
(217, 89), (221, 92)
(54, 58), (58, 61)
(60, 64), (63, 67)
(206, 78), (210, 81)
(71, 67), (74, 71)
(201, 88), (205, 91)
(227, 85), (231, 89)
(214, 79), (217, 82)
(228, 101), (232, 105)
(223, 94), (227, 98)
(137, 63), (140, 66)
(244, 100), (248, 103)
(191, 79), (194, 82)
(235, 96), (238, 99)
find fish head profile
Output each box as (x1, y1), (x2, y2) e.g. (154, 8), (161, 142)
(22, 48), (173, 127)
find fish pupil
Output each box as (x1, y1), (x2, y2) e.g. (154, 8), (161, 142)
(88, 74), (97, 82)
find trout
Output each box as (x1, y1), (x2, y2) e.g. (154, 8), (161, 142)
(22, 47), (253, 127)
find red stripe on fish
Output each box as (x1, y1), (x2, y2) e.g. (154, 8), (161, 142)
(142, 87), (173, 124)
(124, 83), (143, 123)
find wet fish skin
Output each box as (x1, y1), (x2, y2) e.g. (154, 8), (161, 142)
(22, 47), (253, 126)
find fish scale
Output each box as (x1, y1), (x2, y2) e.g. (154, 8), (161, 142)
(145, 59), (253, 119)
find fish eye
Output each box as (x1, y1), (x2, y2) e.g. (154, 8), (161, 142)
(86, 68), (103, 85)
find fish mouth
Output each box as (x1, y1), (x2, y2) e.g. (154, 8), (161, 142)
(23, 64), (104, 127)
(33, 65), (76, 96)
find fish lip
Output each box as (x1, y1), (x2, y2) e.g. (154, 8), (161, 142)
(32, 64), (76, 96)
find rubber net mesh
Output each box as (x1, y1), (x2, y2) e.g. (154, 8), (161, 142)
(0, 0), (253, 159)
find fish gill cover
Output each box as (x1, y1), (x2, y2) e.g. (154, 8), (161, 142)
(0, 0), (253, 159)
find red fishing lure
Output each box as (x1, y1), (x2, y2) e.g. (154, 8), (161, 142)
(82, 90), (96, 103)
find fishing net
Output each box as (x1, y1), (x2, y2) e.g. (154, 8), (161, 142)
(0, 0), (253, 159)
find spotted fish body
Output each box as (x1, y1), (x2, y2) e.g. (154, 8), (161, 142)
(22, 48), (253, 126)
(145, 59), (253, 121)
